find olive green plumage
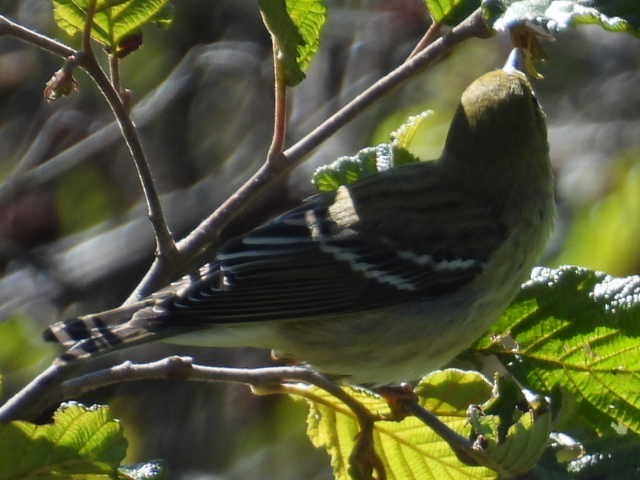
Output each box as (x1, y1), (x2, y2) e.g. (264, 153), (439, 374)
(45, 52), (555, 385)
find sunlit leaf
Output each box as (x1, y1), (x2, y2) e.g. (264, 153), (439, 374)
(300, 374), (496, 480)
(0, 403), (126, 479)
(482, 0), (640, 36)
(259, 0), (327, 86)
(425, 0), (480, 26)
(475, 266), (640, 435)
(52, 0), (173, 51)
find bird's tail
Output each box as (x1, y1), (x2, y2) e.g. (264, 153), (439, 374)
(43, 299), (175, 362)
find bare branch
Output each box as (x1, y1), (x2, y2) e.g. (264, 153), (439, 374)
(0, 362), (76, 422)
(79, 54), (179, 264)
(0, 15), (75, 58)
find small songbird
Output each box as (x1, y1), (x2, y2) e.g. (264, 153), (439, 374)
(44, 49), (555, 385)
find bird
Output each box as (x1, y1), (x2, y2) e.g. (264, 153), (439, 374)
(44, 49), (555, 386)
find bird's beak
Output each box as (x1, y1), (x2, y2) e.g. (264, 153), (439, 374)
(503, 48), (525, 74)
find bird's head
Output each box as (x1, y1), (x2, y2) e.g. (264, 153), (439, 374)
(440, 49), (550, 208)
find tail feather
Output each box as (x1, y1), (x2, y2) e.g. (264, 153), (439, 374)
(43, 300), (171, 361)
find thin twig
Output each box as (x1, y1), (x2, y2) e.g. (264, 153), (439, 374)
(402, 398), (508, 477)
(0, 13), (178, 267)
(266, 41), (288, 167)
(57, 356), (385, 479)
(80, 55), (179, 263)
(0, 362), (77, 422)
(407, 20), (442, 60)
(108, 54), (122, 98)
(0, 15), (75, 57)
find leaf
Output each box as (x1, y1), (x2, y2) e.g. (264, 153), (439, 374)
(311, 144), (420, 192)
(481, 0), (640, 37)
(474, 266), (640, 435)
(425, 0), (481, 26)
(485, 410), (552, 475)
(285, 0), (327, 73)
(259, 0), (327, 86)
(300, 373), (496, 480)
(390, 110), (433, 149)
(0, 402), (127, 479)
(52, 0), (173, 51)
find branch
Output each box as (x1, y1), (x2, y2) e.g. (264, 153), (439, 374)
(78, 54), (179, 263)
(0, 13), (179, 267)
(128, 7), (491, 299)
(407, 20), (442, 60)
(0, 362), (76, 422)
(0, 15), (75, 58)
(0, 354), (386, 476)
(402, 398), (509, 477)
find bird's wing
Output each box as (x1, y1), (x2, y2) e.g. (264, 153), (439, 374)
(152, 170), (506, 325)
(46, 166), (506, 358)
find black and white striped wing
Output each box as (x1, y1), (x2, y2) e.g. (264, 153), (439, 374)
(154, 195), (504, 324)
(46, 185), (506, 359)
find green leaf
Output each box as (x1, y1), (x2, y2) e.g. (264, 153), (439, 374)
(415, 369), (493, 415)
(300, 374), (496, 480)
(390, 110), (433, 149)
(52, 0), (173, 51)
(485, 410), (552, 475)
(285, 0), (327, 73)
(481, 0), (640, 36)
(474, 266), (640, 435)
(425, 0), (481, 26)
(312, 144), (420, 192)
(259, 0), (327, 86)
(0, 403), (127, 479)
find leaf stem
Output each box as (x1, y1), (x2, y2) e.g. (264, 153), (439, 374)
(266, 45), (288, 168)
(108, 54), (122, 99)
(83, 0), (97, 55)
(403, 399), (509, 477)
(407, 19), (442, 60)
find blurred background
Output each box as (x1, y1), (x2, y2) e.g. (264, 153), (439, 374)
(0, 0), (639, 478)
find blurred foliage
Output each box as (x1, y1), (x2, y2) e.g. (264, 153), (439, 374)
(554, 150), (640, 275)
(0, 317), (55, 385)
(55, 164), (119, 235)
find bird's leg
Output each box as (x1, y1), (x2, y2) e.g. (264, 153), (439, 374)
(375, 383), (417, 421)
